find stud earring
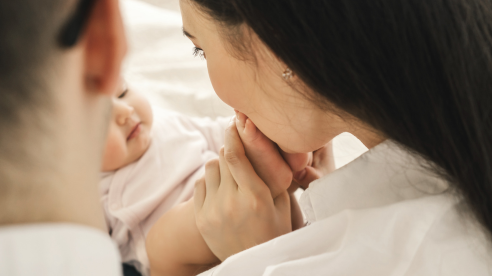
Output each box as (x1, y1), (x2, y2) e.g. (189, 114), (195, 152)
(282, 68), (294, 80)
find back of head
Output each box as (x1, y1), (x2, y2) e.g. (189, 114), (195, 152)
(0, 0), (72, 126)
(0, 0), (126, 229)
(191, 0), (492, 238)
(0, 0), (74, 219)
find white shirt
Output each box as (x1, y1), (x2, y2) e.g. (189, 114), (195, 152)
(200, 140), (492, 275)
(100, 108), (229, 275)
(0, 224), (121, 276)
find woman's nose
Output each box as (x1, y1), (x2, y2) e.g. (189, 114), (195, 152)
(114, 101), (135, 125)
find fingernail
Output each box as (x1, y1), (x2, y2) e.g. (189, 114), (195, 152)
(229, 116), (236, 126)
(294, 169), (307, 181)
(243, 118), (257, 137)
(235, 112), (246, 128)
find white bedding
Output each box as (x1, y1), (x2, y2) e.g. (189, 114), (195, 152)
(120, 0), (368, 168)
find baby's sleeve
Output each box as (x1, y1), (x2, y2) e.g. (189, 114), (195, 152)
(177, 115), (232, 154)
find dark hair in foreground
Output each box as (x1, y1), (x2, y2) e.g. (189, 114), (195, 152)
(0, 1), (71, 124)
(0, 1), (76, 197)
(191, 0), (492, 237)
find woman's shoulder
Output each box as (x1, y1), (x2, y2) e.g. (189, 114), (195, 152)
(404, 198), (492, 274)
(201, 195), (491, 276)
(199, 137), (492, 275)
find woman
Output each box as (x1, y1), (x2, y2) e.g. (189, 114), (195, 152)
(180, 0), (492, 274)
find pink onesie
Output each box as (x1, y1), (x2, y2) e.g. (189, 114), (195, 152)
(99, 108), (230, 276)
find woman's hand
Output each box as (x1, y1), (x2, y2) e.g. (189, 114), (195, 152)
(193, 119), (292, 261)
(282, 141), (336, 191)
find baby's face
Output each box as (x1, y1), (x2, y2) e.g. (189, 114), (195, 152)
(102, 81), (153, 171)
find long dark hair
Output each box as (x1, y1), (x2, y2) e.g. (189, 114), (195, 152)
(191, 0), (492, 236)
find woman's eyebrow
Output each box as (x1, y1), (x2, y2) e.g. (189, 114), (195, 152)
(182, 28), (195, 39)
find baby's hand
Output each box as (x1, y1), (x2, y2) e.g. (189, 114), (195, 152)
(234, 111), (292, 199)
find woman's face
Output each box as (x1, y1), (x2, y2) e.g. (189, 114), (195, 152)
(180, 0), (349, 153)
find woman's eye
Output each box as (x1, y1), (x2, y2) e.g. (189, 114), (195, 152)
(192, 47), (206, 59)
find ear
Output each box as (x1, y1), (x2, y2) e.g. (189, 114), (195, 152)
(82, 0), (127, 96)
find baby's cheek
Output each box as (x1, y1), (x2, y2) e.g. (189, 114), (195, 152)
(135, 95), (153, 128)
(101, 130), (127, 172)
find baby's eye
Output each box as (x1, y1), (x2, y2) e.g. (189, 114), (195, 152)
(118, 82), (129, 99)
(192, 47), (206, 59)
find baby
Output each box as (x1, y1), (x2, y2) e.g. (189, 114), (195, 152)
(100, 81), (297, 276)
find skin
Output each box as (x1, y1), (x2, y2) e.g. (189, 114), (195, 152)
(146, 116), (298, 276)
(179, 0), (386, 263)
(146, 1), (347, 273)
(180, 0), (382, 154)
(147, 0), (386, 273)
(194, 119), (293, 261)
(102, 81), (153, 171)
(1, 0), (127, 230)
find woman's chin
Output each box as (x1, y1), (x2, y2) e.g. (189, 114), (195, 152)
(278, 141), (327, 155)
(278, 144), (306, 154)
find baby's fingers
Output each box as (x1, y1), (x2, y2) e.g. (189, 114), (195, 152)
(281, 151), (313, 173)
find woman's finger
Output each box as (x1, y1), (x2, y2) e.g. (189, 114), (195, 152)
(194, 177), (206, 212)
(223, 119), (269, 195)
(274, 191), (290, 213)
(274, 191), (292, 233)
(218, 147), (237, 192)
(205, 159), (221, 195)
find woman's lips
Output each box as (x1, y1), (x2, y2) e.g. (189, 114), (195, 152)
(127, 123), (142, 141)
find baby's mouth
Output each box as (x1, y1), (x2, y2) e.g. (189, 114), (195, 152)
(127, 122), (142, 141)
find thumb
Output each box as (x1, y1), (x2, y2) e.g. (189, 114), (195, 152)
(194, 178), (206, 212)
(224, 118), (269, 196)
(273, 191), (291, 224)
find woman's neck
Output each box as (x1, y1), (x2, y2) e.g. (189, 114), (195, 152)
(349, 124), (386, 149)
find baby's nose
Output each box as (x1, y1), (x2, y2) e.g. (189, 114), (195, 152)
(115, 102), (135, 125)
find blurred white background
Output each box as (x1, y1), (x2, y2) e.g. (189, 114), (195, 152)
(120, 0), (368, 169)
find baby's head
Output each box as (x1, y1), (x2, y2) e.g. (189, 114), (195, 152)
(102, 81), (153, 172)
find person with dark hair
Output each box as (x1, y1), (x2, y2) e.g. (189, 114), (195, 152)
(0, 0), (127, 275)
(148, 0), (492, 274)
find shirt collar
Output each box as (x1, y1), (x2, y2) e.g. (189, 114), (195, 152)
(300, 140), (449, 223)
(0, 223), (122, 276)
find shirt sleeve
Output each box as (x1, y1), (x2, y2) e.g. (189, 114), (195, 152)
(175, 115), (232, 154)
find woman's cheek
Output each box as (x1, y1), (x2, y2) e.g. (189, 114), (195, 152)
(207, 53), (254, 111)
(207, 60), (234, 106)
